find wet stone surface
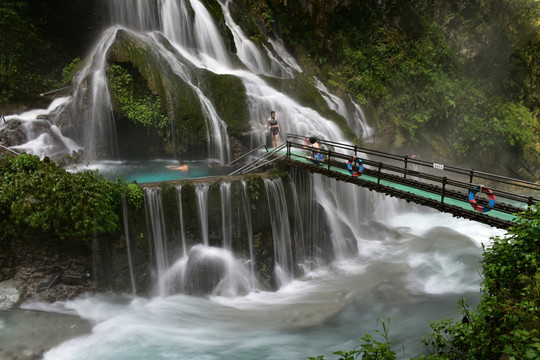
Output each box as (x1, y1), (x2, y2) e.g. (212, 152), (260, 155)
(0, 308), (92, 360)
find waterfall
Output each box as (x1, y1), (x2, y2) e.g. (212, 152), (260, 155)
(219, 0), (296, 78)
(68, 27), (120, 160)
(3, 0), (364, 164)
(144, 187), (169, 296)
(175, 185), (188, 257)
(220, 182), (233, 249)
(107, 0), (161, 31)
(263, 178), (294, 287)
(121, 195), (137, 295)
(287, 177), (308, 274)
(314, 77), (373, 140)
(196, 184), (210, 246)
(241, 181), (256, 289)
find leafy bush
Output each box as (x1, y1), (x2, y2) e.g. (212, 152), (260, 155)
(0, 154), (125, 241)
(308, 319), (397, 360)
(126, 182), (144, 210)
(108, 64), (168, 132)
(62, 57), (81, 84)
(418, 204), (540, 359)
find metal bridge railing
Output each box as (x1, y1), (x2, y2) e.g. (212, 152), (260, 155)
(229, 143), (286, 175)
(284, 133), (539, 215)
(0, 144), (20, 156)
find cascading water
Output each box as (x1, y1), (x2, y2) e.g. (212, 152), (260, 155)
(220, 182), (233, 249)
(195, 184), (210, 246)
(144, 187), (169, 296)
(263, 178), (295, 287)
(240, 181), (256, 289)
(1, 1), (509, 359)
(175, 185), (188, 257)
(314, 77), (374, 140)
(121, 195), (137, 295)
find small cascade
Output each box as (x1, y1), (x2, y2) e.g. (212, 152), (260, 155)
(107, 0), (161, 31)
(289, 168), (329, 266)
(219, 0), (297, 78)
(161, 244), (256, 297)
(2, 97), (81, 160)
(241, 181), (256, 288)
(220, 182), (233, 249)
(263, 178), (294, 287)
(348, 94), (374, 141)
(144, 187), (169, 296)
(287, 177), (308, 274)
(121, 195), (137, 295)
(314, 77), (374, 140)
(195, 184), (210, 246)
(68, 27), (120, 160)
(175, 185), (188, 257)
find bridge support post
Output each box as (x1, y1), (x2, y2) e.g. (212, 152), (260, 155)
(377, 162), (382, 184)
(404, 155), (408, 179)
(286, 141), (290, 159)
(469, 169), (474, 183)
(327, 151), (331, 170)
(441, 177), (447, 206)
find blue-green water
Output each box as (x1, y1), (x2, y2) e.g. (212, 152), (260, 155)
(72, 160), (233, 183)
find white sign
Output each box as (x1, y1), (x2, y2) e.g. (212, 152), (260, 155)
(433, 163), (444, 170)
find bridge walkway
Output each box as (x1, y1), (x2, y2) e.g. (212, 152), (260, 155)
(232, 134), (539, 229)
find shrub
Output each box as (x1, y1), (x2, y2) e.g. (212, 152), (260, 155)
(0, 154), (125, 242)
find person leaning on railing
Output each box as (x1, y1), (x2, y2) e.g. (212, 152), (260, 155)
(302, 136), (324, 165)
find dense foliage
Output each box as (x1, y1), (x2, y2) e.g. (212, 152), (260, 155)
(108, 64), (169, 137)
(307, 205), (540, 359)
(418, 204), (540, 359)
(308, 319), (397, 360)
(0, 154), (133, 241)
(0, 0), (99, 105)
(267, 0), (539, 169)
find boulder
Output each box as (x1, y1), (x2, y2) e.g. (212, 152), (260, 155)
(0, 280), (27, 309)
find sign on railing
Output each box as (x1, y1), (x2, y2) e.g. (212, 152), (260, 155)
(433, 163), (444, 170)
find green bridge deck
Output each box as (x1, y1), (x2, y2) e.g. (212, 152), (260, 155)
(249, 136), (539, 230)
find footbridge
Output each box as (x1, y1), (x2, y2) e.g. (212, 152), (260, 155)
(231, 134), (539, 229)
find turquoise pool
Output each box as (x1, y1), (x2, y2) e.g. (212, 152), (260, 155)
(71, 160), (233, 183)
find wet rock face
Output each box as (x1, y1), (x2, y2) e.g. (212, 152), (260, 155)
(184, 247), (227, 295)
(0, 118), (72, 161)
(0, 280), (27, 309)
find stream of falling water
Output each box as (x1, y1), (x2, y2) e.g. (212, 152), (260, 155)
(0, 1), (508, 359)
(4, 171), (504, 360)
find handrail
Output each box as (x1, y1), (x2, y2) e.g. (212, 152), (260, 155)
(39, 85), (72, 97)
(0, 144), (20, 156)
(284, 137), (538, 213)
(229, 143), (286, 175)
(226, 144), (268, 167)
(285, 133), (540, 192)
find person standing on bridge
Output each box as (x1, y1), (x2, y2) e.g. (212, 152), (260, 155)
(265, 110), (281, 148)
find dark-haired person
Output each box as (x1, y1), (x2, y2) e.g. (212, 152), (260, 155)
(265, 110), (280, 148)
(303, 136), (324, 165)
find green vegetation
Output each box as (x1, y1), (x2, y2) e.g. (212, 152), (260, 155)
(0, 154), (128, 241)
(270, 0), (539, 170)
(62, 57), (82, 85)
(307, 205), (540, 359)
(126, 182), (144, 210)
(0, 2), (47, 104)
(419, 203), (540, 359)
(309, 319), (397, 360)
(108, 64), (169, 134)
(0, 1), (98, 106)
